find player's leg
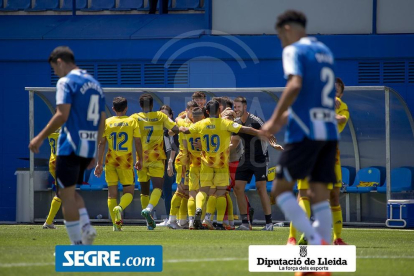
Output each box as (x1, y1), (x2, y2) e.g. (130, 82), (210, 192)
(195, 164), (212, 229)
(138, 167), (150, 211)
(106, 165), (119, 230)
(188, 166), (200, 229)
(203, 186), (217, 229)
(44, 173), (61, 229)
(288, 181), (311, 245)
(167, 165), (186, 229)
(256, 178), (273, 231)
(331, 147), (346, 245)
(178, 177), (189, 228)
(214, 168), (231, 230)
(224, 161), (238, 229)
(308, 140), (338, 244)
(234, 177), (251, 230)
(113, 169), (136, 231)
(158, 164), (174, 226)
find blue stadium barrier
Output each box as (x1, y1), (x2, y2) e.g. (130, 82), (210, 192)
(266, 181), (272, 192)
(84, 168), (106, 190)
(57, 0), (87, 10)
(0, 0), (30, 11)
(346, 167), (381, 193)
(83, 0), (115, 11)
(341, 167), (351, 186)
(171, 0), (200, 10)
(111, 0), (144, 11)
(136, 0), (149, 10)
(378, 167), (413, 193)
(26, 0), (59, 11)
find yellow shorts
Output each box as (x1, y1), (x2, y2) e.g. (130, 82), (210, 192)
(189, 166), (201, 191)
(200, 164), (229, 188)
(175, 163), (186, 184)
(105, 165), (135, 186)
(138, 161), (165, 183)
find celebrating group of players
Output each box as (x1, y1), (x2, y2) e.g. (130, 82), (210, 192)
(30, 11), (349, 261)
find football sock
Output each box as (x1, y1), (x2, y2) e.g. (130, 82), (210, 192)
(331, 205), (343, 240)
(216, 195), (226, 223)
(179, 196), (188, 223)
(79, 208), (91, 231)
(196, 191), (208, 209)
(107, 198), (117, 224)
(265, 214), (272, 224)
(46, 196), (61, 225)
(146, 188), (162, 211)
(277, 191), (321, 245)
(312, 201), (332, 243)
(226, 193), (234, 221)
(170, 192), (183, 217)
(289, 196), (311, 238)
(188, 197), (196, 217)
(206, 195), (217, 221)
(140, 194), (149, 210)
(64, 220), (82, 245)
(119, 193), (133, 211)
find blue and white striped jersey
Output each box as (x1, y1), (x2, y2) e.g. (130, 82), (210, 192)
(56, 69), (105, 158)
(282, 37), (339, 143)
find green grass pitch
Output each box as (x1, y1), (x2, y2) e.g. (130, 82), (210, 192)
(0, 225), (413, 276)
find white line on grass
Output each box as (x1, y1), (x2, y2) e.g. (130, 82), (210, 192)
(2, 256), (414, 268)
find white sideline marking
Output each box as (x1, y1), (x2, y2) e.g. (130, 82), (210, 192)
(346, 228), (414, 232)
(2, 256), (414, 268)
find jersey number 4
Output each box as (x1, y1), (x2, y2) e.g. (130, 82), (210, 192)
(87, 95), (100, 126)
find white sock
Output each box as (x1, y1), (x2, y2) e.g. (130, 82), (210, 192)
(64, 220), (82, 245)
(277, 191), (322, 245)
(205, 213), (211, 221)
(168, 215), (176, 222)
(312, 201), (332, 243)
(79, 208), (91, 232)
(146, 204), (154, 212)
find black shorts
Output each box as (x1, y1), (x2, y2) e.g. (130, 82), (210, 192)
(235, 159), (268, 183)
(55, 153), (93, 188)
(276, 137), (337, 184)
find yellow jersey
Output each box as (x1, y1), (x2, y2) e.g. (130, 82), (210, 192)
(130, 111), (176, 163)
(103, 116), (141, 169)
(189, 118), (242, 169)
(336, 98), (349, 133)
(175, 117), (192, 166)
(48, 128), (60, 175)
(184, 126), (202, 168)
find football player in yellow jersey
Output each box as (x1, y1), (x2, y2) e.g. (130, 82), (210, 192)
(180, 100), (271, 230)
(287, 78), (350, 245)
(166, 101), (198, 229)
(177, 91), (207, 119)
(131, 94), (179, 230)
(95, 97), (143, 231)
(43, 127), (61, 229)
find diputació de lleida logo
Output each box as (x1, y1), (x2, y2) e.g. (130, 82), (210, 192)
(299, 246), (307, 258)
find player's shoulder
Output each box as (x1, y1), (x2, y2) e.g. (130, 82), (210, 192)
(248, 113), (264, 124)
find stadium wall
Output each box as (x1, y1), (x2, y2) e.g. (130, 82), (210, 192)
(1, 21), (414, 221)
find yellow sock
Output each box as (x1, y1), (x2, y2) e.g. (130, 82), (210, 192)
(46, 197), (61, 225)
(216, 196), (227, 223)
(332, 205), (343, 240)
(206, 196), (217, 219)
(196, 191), (207, 209)
(140, 194), (149, 210)
(119, 193), (133, 211)
(148, 188), (162, 207)
(170, 192), (183, 216)
(107, 198), (117, 224)
(289, 197), (311, 239)
(201, 198), (207, 220)
(225, 193), (234, 221)
(188, 197), (196, 217)
(179, 197), (188, 221)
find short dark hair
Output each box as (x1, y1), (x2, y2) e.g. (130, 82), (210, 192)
(202, 107), (209, 118)
(206, 100), (220, 115)
(187, 100), (198, 109)
(234, 96), (247, 105)
(221, 96), (233, 109)
(336, 77), (345, 93)
(113, 97), (127, 112)
(160, 105), (174, 118)
(139, 94), (153, 109)
(192, 91), (206, 99)
(276, 10), (307, 29)
(48, 46), (75, 64)
(192, 107), (204, 117)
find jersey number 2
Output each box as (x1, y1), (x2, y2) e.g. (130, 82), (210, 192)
(321, 67), (334, 108)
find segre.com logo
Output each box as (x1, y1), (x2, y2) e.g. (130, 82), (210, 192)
(55, 245), (162, 272)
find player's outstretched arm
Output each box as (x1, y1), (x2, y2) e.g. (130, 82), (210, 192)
(29, 104), (71, 154)
(179, 126), (190, 134)
(95, 137), (107, 177)
(262, 75), (302, 135)
(170, 125), (180, 135)
(229, 135), (240, 150)
(134, 137), (143, 171)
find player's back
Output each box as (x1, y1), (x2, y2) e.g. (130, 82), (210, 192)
(283, 37), (338, 143)
(104, 116), (139, 169)
(56, 69), (105, 158)
(131, 111), (175, 162)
